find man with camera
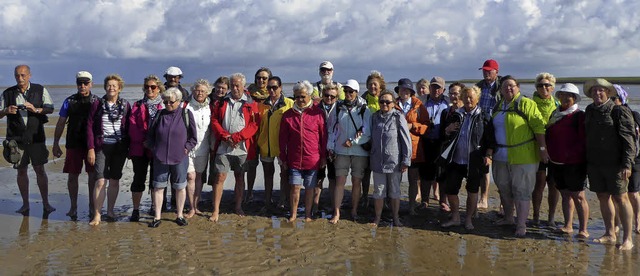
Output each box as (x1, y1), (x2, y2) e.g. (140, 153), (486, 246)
(0, 65), (55, 214)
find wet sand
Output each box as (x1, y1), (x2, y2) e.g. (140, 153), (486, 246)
(1, 119), (640, 274)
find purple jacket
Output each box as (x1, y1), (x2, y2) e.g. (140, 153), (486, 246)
(87, 97), (131, 152)
(147, 107), (197, 165)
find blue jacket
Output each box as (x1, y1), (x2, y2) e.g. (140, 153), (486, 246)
(369, 108), (412, 173)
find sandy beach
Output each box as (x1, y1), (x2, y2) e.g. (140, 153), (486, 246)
(0, 118), (640, 274)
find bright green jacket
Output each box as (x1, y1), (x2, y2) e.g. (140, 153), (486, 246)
(532, 92), (558, 123)
(492, 93), (546, 164)
(363, 91), (380, 113)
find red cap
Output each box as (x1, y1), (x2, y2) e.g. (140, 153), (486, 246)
(479, 59), (499, 71)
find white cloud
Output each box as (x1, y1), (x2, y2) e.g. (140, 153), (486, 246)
(0, 0), (639, 85)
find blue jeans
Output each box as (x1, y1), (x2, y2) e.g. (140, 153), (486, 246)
(289, 168), (317, 189)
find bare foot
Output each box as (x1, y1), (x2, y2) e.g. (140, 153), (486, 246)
(439, 202), (451, 212)
(89, 214), (101, 226)
(575, 231), (590, 239)
(547, 220), (557, 228)
(235, 208), (245, 217)
(15, 205), (29, 214)
(558, 226), (574, 234)
(617, 240), (634, 250)
(593, 235), (617, 245)
(209, 213), (219, 223)
(441, 219), (461, 228)
(370, 217), (381, 227)
(477, 200), (488, 209)
(304, 217), (313, 223)
(185, 209), (196, 219)
(329, 215), (340, 224)
(43, 204), (56, 213)
(634, 228), (640, 234)
(66, 209), (77, 217)
(515, 225), (527, 237)
(288, 215), (297, 222)
(465, 222), (475, 230)
(351, 211), (359, 221)
(393, 218), (403, 227)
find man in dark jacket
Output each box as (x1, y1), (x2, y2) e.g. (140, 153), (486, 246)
(53, 71), (99, 219)
(0, 65), (55, 214)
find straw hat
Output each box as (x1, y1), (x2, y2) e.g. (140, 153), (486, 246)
(583, 78), (615, 98)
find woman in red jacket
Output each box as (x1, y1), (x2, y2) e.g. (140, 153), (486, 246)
(279, 80), (327, 222)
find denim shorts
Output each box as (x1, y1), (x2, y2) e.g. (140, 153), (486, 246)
(289, 168), (317, 189)
(152, 157), (188, 190)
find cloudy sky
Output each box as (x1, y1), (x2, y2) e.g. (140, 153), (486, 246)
(0, 0), (638, 86)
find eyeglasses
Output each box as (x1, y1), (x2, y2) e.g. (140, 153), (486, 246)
(320, 68), (333, 73)
(193, 90), (207, 94)
(267, 85), (279, 91)
(323, 94), (337, 99)
(76, 81), (91, 86)
(257, 76), (269, 80)
(144, 85), (158, 90)
(293, 95), (307, 100)
(344, 89), (357, 94)
(163, 100), (177, 105)
(378, 100), (394, 105)
(535, 83), (553, 88)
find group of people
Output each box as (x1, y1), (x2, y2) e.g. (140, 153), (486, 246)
(1, 60), (639, 250)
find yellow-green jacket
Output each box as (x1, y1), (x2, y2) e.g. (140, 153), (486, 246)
(492, 93), (545, 164)
(257, 95), (294, 158)
(532, 92), (558, 123)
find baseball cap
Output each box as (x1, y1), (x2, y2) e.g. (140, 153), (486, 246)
(479, 59), (499, 71)
(76, 71), (92, 81)
(430, 76), (445, 88)
(344, 79), (359, 92)
(319, 61), (334, 70)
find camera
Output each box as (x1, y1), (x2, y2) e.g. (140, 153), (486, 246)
(16, 105), (26, 110)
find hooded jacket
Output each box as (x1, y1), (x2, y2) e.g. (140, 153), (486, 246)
(369, 108), (412, 173)
(257, 94), (294, 158)
(327, 96), (371, 157)
(279, 103), (327, 170)
(210, 94), (260, 160)
(397, 96), (430, 162)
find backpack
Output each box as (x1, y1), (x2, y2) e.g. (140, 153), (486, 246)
(149, 102), (190, 133)
(332, 103), (367, 132)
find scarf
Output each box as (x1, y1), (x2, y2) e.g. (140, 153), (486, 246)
(293, 100), (313, 113)
(547, 104), (578, 127)
(144, 95), (163, 120)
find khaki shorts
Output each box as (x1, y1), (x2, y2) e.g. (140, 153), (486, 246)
(188, 155), (209, 173)
(213, 154), (247, 174)
(372, 172), (402, 199)
(16, 143), (49, 169)
(334, 155), (368, 179)
(492, 161), (537, 201)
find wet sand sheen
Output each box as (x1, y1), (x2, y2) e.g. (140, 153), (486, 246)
(1, 118), (640, 274)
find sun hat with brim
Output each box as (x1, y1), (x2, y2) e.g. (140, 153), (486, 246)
(394, 78), (415, 94)
(583, 78), (615, 98)
(555, 83), (581, 103)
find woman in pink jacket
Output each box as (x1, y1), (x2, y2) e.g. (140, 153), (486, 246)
(279, 80), (327, 222)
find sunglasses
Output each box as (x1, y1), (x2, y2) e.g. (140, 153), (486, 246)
(144, 84), (158, 90)
(163, 100), (177, 105)
(293, 95), (307, 100)
(535, 83), (553, 88)
(323, 94), (337, 99)
(257, 76), (269, 80)
(379, 100), (394, 105)
(267, 85), (279, 90)
(320, 68), (333, 72)
(76, 81), (91, 86)
(344, 89), (357, 94)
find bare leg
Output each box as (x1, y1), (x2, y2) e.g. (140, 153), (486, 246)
(420, 178), (432, 207)
(328, 179), (336, 210)
(361, 169), (371, 207)
(465, 193), (478, 230)
(391, 198), (402, 226)
(305, 186), (315, 222)
(571, 191), (589, 238)
(371, 198), (383, 226)
(547, 179), (560, 227)
(498, 194), (515, 225)
(67, 173), (80, 217)
(289, 184), (301, 222)
(106, 179), (119, 218)
(514, 200), (530, 237)
(313, 176), (323, 213)
(210, 173), (226, 222)
(263, 162), (275, 206)
(442, 194), (461, 227)
(152, 188), (164, 220)
(16, 167), (30, 213)
(330, 175), (346, 224)
(279, 166), (290, 208)
(32, 165), (54, 212)
(594, 193), (617, 244)
(559, 190), (575, 233)
(90, 178), (106, 225)
(234, 172), (245, 216)
(193, 172), (204, 215)
(351, 176), (362, 219)
(175, 187), (186, 219)
(532, 170), (546, 225)
(88, 172), (96, 214)
(612, 193), (634, 250)
(186, 171), (196, 218)
(408, 168), (420, 215)
(246, 163), (257, 202)
(628, 192), (640, 233)
(478, 172), (490, 209)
